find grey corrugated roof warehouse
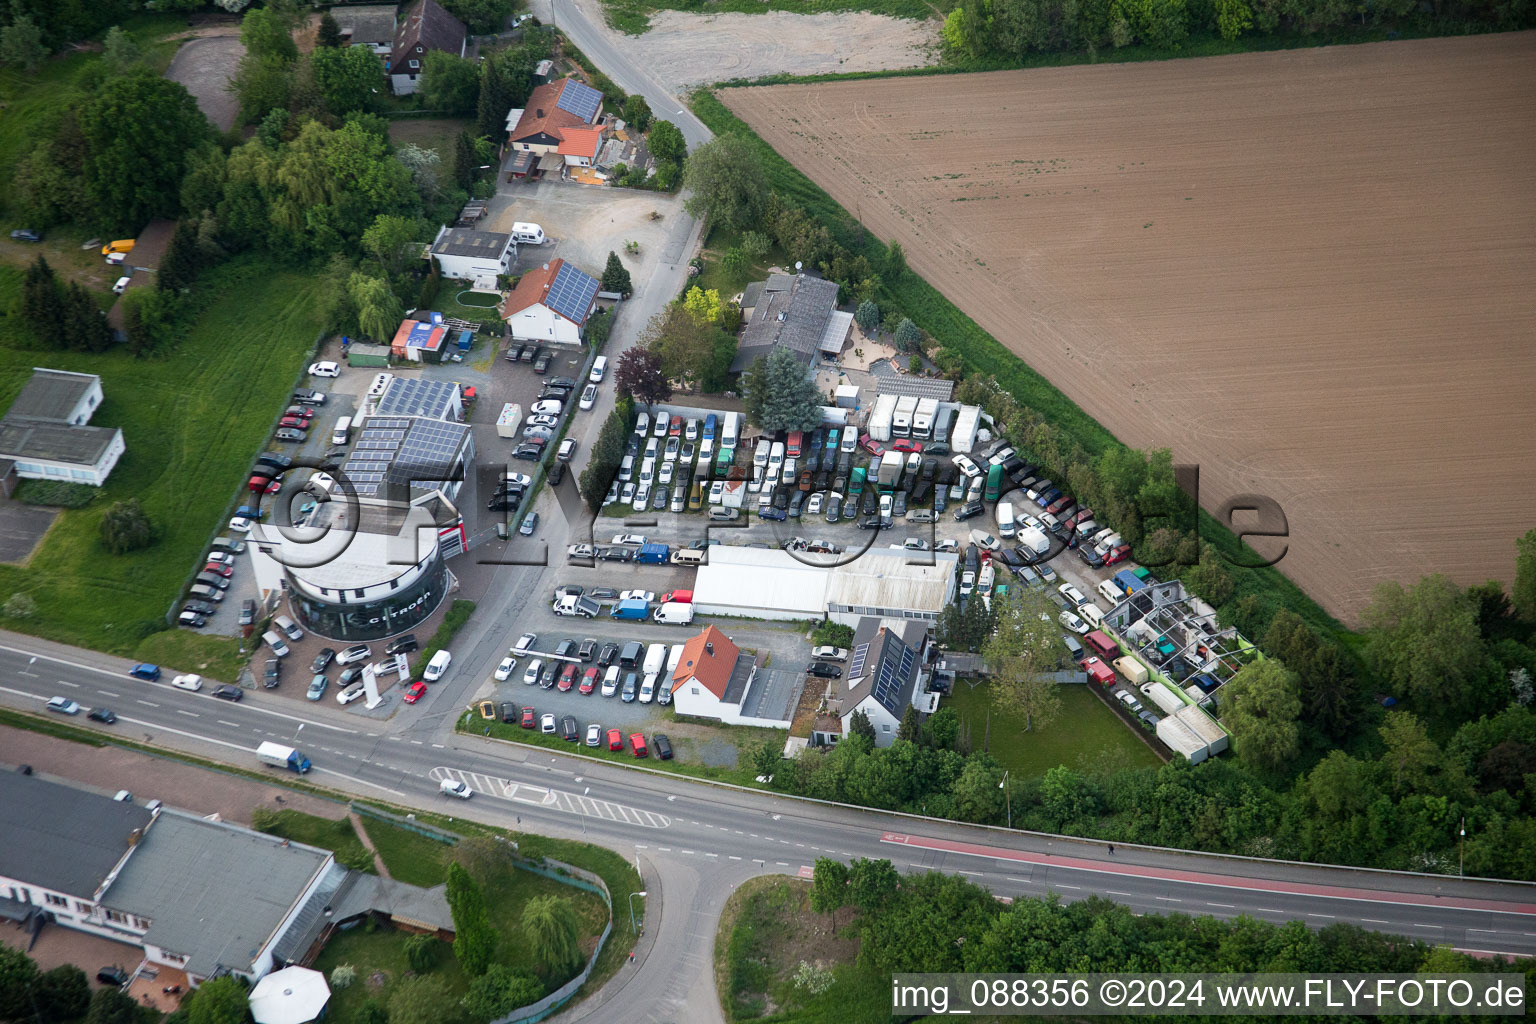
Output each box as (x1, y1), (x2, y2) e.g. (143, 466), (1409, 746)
(730, 273), (842, 373)
(102, 810), (331, 978)
(0, 420), (118, 466)
(0, 772), (152, 899)
(6, 368), (96, 421)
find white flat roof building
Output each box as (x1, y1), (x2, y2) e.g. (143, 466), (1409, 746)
(693, 546), (956, 627)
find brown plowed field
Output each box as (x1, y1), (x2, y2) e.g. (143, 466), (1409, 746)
(722, 33), (1536, 623)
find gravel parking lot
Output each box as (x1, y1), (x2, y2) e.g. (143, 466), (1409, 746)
(165, 36), (244, 132)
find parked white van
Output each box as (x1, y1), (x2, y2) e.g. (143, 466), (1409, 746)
(590, 356), (607, 382)
(1097, 579), (1126, 606)
(670, 548), (707, 565)
(332, 416), (352, 445)
(996, 501), (1016, 538)
(423, 649), (452, 681)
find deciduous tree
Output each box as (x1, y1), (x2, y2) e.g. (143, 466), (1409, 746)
(809, 857), (848, 924)
(621, 93), (652, 131)
(100, 499), (154, 554)
(460, 964), (541, 1020)
(347, 272), (404, 341)
(362, 214), (425, 278)
(102, 26), (141, 75)
(1514, 528), (1536, 623)
(647, 120), (686, 171)
(0, 946), (39, 1023)
(420, 51), (480, 113)
(311, 45), (382, 116)
(1362, 574), (1489, 708)
(982, 588), (1063, 731)
(159, 219), (201, 293)
(682, 285), (723, 326)
(682, 135), (766, 230)
(63, 281), (111, 353)
(186, 974), (252, 1024)
(78, 69), (209, 233)
(0, 15), (46, 71)
(854, 299), (880, 334)
(1220, 659), (1301, 770)
(521, 895), (582, 975)
(85, 986), (141, 1024)
(614, 346), (671, 407)
(240, 6), (298, 63)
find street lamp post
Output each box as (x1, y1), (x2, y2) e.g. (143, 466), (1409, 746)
(1459, 817), (1466, 877)
(628, 891), (647, 933)
(999, 770), (1011, 830)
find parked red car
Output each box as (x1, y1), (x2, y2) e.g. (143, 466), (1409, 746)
(202, 562), (234, 578)
(629, 732), (648, 758)
(578, 667), (599, 694)
(249, 474), (273, 491)
(557, 663), (577, 692)
(607, 728), (623, 751)
(1104, 543), (1132, 566)
(786, 430), (803, 457)
(859, 432), (882, 455)
(278, 416), (309, 430)
(264, 478), (283, 494)
(520, 706), (536, 729)
(891, 439), (923, 454)
(1045, 495), (1075, 516)
(403, 682), (428, 703)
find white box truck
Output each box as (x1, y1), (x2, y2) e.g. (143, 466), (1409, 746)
(257, 741), (312, 774)
(951, 405), (981, 453)
(1145, 680), (1187, 716)
(913, 397), (938, 438)
(892, 396), (918, 437)
(1113, 656), (1150, 685)
(653, 602), (695, 625)
(1018, 525), (1051, 555)
(722, 411), (740, 447)
(495, 403), (523, 438)
(868, 394), (897, 442)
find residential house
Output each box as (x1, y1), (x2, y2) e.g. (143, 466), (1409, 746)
(428, 225), (516, 283)
(335, 4), (398, 54)
(668, 625), (797, 727)
(505, 78), (605, 176)
(388, 0), (466, 96)
(839, 618), (938, 747)
(729, 272), (847, 374)
(0, 368), (125, 490)
(500, 258), (601, 347)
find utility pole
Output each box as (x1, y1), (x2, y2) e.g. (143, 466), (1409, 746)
(998, 770), (1010, 830)
(1459, 817), (1465, 877)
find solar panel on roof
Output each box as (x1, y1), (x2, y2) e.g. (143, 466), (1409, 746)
(849, 642), (871, 679)
(545, 262), (598, 323)
(554, 80), (601, 122)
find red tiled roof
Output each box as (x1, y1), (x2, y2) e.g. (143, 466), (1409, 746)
(674, 626), (739, 699)
(499, 259), (563, 320)
(555, 126), (604, 158)
(509, 79), (600, 143)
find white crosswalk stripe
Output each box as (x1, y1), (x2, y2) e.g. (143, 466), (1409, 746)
(428, 767), (670, 828)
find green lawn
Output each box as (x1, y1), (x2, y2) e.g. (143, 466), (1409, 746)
(356, 816), (453, 888)
(311, 855), (609, 1024)
(692, 223), (786, 301)
(0, 259), (323, 678)
(251, 809), (377, 874)
(946, 680), (1161, 777)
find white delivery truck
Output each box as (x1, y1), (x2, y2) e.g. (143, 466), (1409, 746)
(1113, 656), (1150, 685)
(257, 741), (311, 773)
(913, 397), (938, 438)
(868, 394), (897, 442)
(653, 602), (695, 625)
(951, 405), (981, 453)
(642, 643), (667, 676)
(892, 396), (918, 437)
(1017, 525), (1051, 556)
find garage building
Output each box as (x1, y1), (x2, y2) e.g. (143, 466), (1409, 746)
(692, 546), (956, 627)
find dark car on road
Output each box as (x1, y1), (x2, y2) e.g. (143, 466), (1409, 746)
(954, 500), (985, 521)
(499, 702), (518, 723)
(212, 685), (244, 702)
(653, 734), (673, 760)
(598, 642), (619, 667)
(88, 708), (118, 724)
(129, 663), (161, 681)
(512, 443), (543, 461)
(808, 661), (843, 679)
(96, 967), (130, 988)
(386, 634), (418, 655)
(559, 715), (579, 742)
(312, 648), (336, 672)
(532, 351), (552, 373)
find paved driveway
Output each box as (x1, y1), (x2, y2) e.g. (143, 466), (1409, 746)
(0, 500), (56, 563)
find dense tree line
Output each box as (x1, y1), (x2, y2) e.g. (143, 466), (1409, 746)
(942, 0), (1535, 62)
(811, 858), (1529, 984)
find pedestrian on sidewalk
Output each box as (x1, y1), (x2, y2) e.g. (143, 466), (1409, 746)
(1107, 844), (1115, 855)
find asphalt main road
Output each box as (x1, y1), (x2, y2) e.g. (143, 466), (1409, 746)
(4, 638), (1535, 979)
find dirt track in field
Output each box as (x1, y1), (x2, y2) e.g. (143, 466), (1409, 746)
(722, 32), (1536, 623)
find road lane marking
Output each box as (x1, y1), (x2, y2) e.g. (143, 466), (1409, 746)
(1007, 877), (1030, 883)
(429, 767), (670, 828)
(217, 720), (240, 728)
(1056, 884), (1080, 890)
(58, 680), (79, 688)
(1208, 903), (1235, 908)
(1308, 914), (1335, 919)
(136, 700), (160, 707)
(97, 690), (119, 697)
(1107, 891), (1134, 897)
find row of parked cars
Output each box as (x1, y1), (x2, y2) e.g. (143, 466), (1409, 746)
(465, 701), (673, 760)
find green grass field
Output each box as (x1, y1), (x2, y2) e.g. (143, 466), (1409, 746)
(356, 815), (454, 888)
(252, 809), (378, 873)
(945, 680), (1161, 777)
(0, 259), (323, 678)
